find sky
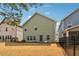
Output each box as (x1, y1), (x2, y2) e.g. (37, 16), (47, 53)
(0, 3), (79, 31)
(21, 3), (79, 32)
(21, 3), (79, 23)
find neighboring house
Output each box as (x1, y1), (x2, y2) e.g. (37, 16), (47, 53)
(16, 26), (23, 42)
(23, 13), (56, 43)
(0, 17), (23, 42)
(58, 8), (79, 42)
(58, 20), (64, 38)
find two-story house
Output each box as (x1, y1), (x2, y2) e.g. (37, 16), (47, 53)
(0, 17), (23, 42)
(58, 8), (79, 43)
(23, 12), (56, 43)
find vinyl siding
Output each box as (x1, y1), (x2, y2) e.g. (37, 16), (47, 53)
(64, 10), (79, 29)
(23, 14), (56, 42)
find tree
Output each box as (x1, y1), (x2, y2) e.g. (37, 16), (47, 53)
(0, 3), (43, 26)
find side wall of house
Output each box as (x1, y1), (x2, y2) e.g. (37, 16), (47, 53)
(17, 27), (23, 41)
(58, 21), (64, 38)
(59, 10), (79, 38)
(64, 10), (79, 29)
(0, 24), (16, 42)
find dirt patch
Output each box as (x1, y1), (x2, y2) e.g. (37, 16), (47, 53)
(0, 42), (65, 56)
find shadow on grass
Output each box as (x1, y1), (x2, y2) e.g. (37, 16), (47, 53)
(5, 42), (54, 46)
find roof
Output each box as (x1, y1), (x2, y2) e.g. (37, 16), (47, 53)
(58, 8), (79, 31)
(63, 8), (79, 21)
(0, 17), (22, 28)
(22, 12), (56, 26)
(18, 26), (23, 28)
(0, 17), (13, 25)
(64, 25), (79, 31)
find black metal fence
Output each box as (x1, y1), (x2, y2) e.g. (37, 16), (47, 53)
(59, 36), (79, 56)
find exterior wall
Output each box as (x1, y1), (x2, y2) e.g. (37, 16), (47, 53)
(23, 14), (56, 42)
(58, 21), (64, 38)
(17, 27), (23, 41)
(0, 17), (23, 42)
(64, 10), (79, 29)
(59, 10), (79, 38)
(0, 24), (16, 42)
(0, 23), (23, 42)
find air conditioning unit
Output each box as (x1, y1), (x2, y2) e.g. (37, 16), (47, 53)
(44, 41), (48, 43)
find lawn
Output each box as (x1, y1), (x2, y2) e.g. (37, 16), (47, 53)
(0, 42), (65, 56)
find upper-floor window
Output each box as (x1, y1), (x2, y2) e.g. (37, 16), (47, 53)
(6, 27), (8, 32)
(25, 29), (27, 32)
(67, 21), (72, 28)
(34, 26), (38, 31)
(67, 24), (72, 28)
(35, 27), (37, 31)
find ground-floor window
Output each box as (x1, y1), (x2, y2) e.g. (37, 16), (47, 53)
(10, 35), (12, 39)
(30, 36), (32, 40)
(33, 36), (36, 40)
(0, 35), (13, 42)
(47, 35), (50, 40)
(3, 36), (4, 41)
(26, 35), (51, 42)
(0, 36), (1, 39)
(27, 36), (29, 40)
(27, 36), (36, 41)
(40, 35), (43, 42)
(5, 36), (7, 39)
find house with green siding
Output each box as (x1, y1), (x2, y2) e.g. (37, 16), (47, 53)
(23, 12), (56, 43)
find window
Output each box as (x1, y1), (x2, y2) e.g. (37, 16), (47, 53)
(10, 35), (12, 39)
(33, 36), (36, 40)
(27, 36), (29, 40)
(6, 27), (8, 31)
(67, 22), (72, 28)
(35, 28), (37, 31)
(0, 36), (1, 39)
(25, 29), (27, 32)
(68, 25), (72, 28)
(40, 35), (43, 41)
(47, 35), (50, 40)
(5, 36), (7, 39)
(3, 36), (4, 41)
(30, 36), (32, 40)
(8, 35), (9, 39)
